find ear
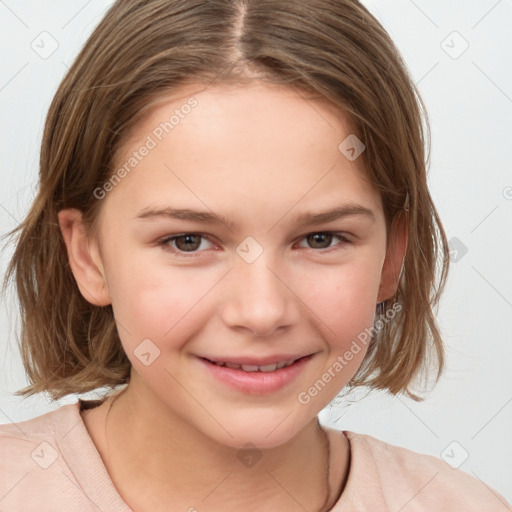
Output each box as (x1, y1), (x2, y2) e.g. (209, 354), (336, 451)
(377, 212), (408, 303)
(57, 208), (111, 306)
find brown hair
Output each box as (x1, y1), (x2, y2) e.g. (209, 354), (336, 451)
(2, 0), (449, 402)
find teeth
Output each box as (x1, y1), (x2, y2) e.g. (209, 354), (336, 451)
(256, 364), (278, 372)
(211, 359), (297, 372)
(241, 364), (260, 372)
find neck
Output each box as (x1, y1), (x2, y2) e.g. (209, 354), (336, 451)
(83, 380), (344, 512)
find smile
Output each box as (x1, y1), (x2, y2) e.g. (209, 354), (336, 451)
(205, 358), (298, 372)
(197, 355), (314, 394)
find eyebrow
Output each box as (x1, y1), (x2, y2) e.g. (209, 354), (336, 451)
(134, 202), (375, 229)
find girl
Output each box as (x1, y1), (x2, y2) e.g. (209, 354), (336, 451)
(1, 1), (509, 510)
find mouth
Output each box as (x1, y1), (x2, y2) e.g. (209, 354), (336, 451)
(200, 356), (307, 372)
(197, 354), (315, 394)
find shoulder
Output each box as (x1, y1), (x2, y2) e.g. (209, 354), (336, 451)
(0, 400), (133, 511)
(0, 404), (64, 461)
(342, 431), (510, 511)
(0, 403), (84, 478)
(0, 400), (109, 472)
(0, 402), (92, 509)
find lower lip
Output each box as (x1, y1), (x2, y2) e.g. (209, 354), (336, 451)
(197, 355), (314, 395)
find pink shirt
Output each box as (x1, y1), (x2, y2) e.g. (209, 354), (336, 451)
(1, 400), (509, 511)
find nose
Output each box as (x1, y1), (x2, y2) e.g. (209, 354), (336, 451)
(220, 251), (300, 337)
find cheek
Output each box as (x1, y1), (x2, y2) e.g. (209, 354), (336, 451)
(288, 263), (383, 411)
(294, 257), (382, 370)
(106, 267), (217, 381)
(104, 254), (216, 345)
(300, 258), (382, 334)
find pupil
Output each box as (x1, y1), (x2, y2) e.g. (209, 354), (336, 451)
(308, 233), (331, 249)
(177, 234), (200, 251)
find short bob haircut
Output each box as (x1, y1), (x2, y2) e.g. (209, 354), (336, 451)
(2, 0), (449, 402)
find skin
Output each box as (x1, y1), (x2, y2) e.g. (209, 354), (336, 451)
(58, 82), (406, 512)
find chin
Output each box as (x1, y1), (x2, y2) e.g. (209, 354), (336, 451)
(199, 407), (312, 450)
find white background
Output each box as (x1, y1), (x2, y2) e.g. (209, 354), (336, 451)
(1, 0), (511, 504)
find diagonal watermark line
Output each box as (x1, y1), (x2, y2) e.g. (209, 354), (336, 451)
(397, 396), (439, 438)
(112, 316), (131, 338)
(162, 267), (233, 337)
(200, 471), (233, 503)
(60, 60), (80, 83)
(163, 367), (234, 437)
(0, 472), (29, 504)
(61, 416), (85, 440)
(472, 61), (512, 104)
(266, 471), (308, 511)
(471, 0), (503, 29)
(397, 472), (440, 511)
(0, 408), (29, 439)
(470, 470), (512, 510)
(406, 0), (439, 28)
(266, 164), (336, 234)
(471, 397), (512, 439)
(163, 163), (234, 233)
(61, 0), (92, 30)
(61, 397), (106, 440)
(415, 62), (439, 86)
(0, 0), (29, 28)
(65, 251), (132, 337)
(0, 62), (29, 92)
(291, 84), (337, 131)
(61, 471), (105, 511)
(265, 265), (337, 336)
(264, 410), (293, 439)
(471, 266), (512, 309)
(0, 203), (20, 224)
(470, 204), (499, 233)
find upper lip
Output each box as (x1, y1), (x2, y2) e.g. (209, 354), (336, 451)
(199, 353), (314, 366)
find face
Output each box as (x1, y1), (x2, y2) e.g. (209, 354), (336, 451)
(63, 82), (397, 449)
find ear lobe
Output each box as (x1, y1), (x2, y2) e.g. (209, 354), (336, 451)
(57, 208), (111, 306)
(377, 212), (408, 303)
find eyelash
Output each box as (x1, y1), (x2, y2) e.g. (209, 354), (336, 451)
(156, 231), (352, 257)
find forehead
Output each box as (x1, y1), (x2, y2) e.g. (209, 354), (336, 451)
(100, 81), (381, 229)
(120, 81), (358, 156)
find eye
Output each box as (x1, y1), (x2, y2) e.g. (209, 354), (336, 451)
(157, 231), (352, 258)
(157, 233), (214, 256)
(297, 231), (352, 251)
